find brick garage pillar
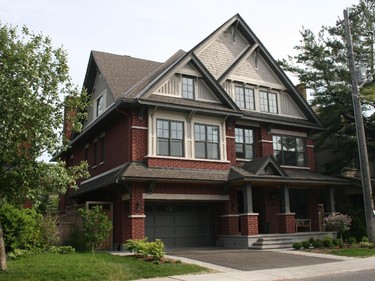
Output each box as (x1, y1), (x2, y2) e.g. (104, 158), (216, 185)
(220, 215), (239, 235)
(240, 213), (259, 235)
(277, 213), (296, 233)
(128, 184), (145, 240)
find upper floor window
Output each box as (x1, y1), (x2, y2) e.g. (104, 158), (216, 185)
(194, 124), (219, 159)
(182, 76), (195, 99)
(235, 128), (254, 159)
(235, 86), (255, 110)
(260, 91), (277, 113)
(96, 95), (104, 117)
(273, 135), (305, 167)
(157, 119), (184, 157)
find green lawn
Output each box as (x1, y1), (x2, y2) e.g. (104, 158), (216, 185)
(326, 247), (375, 257)
(0, 252), (209, 281)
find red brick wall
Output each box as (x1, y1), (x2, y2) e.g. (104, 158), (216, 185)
(240, 214), (259, 235)
(258, 127), (273, 157)
(226, 124), (236, 165)
(148, 157), (230, 170)
(306, 138), (316, 171)
(278, 213), (296, 233)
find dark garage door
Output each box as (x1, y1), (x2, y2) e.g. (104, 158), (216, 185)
(145, 203), (215, 248)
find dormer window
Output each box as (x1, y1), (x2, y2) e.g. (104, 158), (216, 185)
(260, 91), (277, 113)
(235, 86), (255, 110)
(182, 76), (195, 99)
(96, 95), (104, 117)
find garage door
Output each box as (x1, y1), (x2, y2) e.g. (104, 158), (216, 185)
(145, 203), (215, 248)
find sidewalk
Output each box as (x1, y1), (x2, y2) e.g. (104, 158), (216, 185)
(135, 251), (375, 281)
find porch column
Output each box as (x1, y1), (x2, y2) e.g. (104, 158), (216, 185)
(329, 187), (336, 213)
(124, 184), (145, 240)
(240, 183), (259, 235)
(278, 185), (295, 233)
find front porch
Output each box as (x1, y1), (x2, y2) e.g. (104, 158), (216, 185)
(218, 232), (337, 249)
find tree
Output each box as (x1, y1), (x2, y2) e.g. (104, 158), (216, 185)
(0, 23), (89, 271)
(280, 0), (375, 174)
(79, 206), (112, 254)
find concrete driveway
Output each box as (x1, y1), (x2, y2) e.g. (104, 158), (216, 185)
(166, 248), (341, 271)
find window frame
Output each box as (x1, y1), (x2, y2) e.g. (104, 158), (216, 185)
(96, 95), (104, 117)
(156, 119), (184, 157)
(235, 85), (255, 110)
(272, 134), (306, 167)
(260, 91), (278, 113)
(194, 123), (220, 160)
(235, 127), (255, 160)
(182, 76), (195, 100)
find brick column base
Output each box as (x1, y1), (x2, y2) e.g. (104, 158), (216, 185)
(220, 215), (239, 235)
(240, 213), (259, 235)
(129, 215), (145, 240)
(277, 213), (296, 233)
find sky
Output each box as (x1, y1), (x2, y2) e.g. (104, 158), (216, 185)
(1, 0), (359, 87)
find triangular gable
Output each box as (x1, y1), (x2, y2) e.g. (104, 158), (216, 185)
(136, 52), (241, 113)
(242, 156), (288, 177)
(191, 14), (323, 128)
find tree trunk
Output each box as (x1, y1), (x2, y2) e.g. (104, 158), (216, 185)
(0, 219), (7, 272)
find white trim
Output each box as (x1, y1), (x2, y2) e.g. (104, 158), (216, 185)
(219, 214), (239, 218)
(122, 194), (130, 201)
(280, 165), (311, 170)
(239, 213), (259, 216)
(145, 155), (230, 164)
(128, 215), (146, 218)
(258, 140), (273, 143)
(271, 128), (307, 138)
(131, 126), (148, 130)
(143, 193), (229, 201)
(277, 212), (296, 216)
(307, 145), (314, 148)
(226, 136), (236, 139)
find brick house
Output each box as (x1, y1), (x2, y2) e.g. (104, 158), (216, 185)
(59, 14), (348, 249)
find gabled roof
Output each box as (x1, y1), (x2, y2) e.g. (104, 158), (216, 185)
(83, 51), (161, 100)
(241, 156), (287, 176)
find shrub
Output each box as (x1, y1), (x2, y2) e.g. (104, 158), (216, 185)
(308, 237), (315, 244)
(49, 246), (75, 254)
(292, 242), (302, 250)
(323, 235), (334, 248)
(361, 236), (369, 243)
(348, 236), (357, 244)
(64, 225), (89, 252)
(324, 213), (352, 242)
(79, 205), (112, 254)
(39, 214), (60, 249)
(312, 239), (323, 248)
(124, 238), (165, 260)
(333, 238), (343, 248)
(301, 240), (310, 249)
(0, 203), (42, 252)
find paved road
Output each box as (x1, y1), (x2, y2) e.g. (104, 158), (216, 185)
(167, 249), (339, 271)
(287, 268), (375, 281)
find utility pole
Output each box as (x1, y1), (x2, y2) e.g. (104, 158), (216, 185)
(343, 8), (375, 243)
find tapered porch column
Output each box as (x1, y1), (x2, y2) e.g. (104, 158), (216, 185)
(240, 183), (259, 235)
(277, 185), (295, 233)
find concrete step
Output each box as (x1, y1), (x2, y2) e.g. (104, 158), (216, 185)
(249, 236), (294, 250)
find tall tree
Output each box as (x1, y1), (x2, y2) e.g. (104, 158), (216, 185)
(280, 0), (375, 174)
(0, 23), (89, 271)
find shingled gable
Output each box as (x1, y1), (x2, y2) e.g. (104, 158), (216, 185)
(124, 51), (241, 115)
(192, 13), (323, 130)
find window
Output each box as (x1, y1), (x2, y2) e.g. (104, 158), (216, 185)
(235, 128), (254, 159)
(194, 124), (219, 159)
(156, 119), (184, 157)
(182, 76), (194, 99)
(273, 135), (306, 167)
(235, 86), (255, 110)
(260, 91), (277, 113)
(96, 95), (104, 117)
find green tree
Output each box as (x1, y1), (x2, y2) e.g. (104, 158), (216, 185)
(79, 206), (112, 254)
(280, 0), (375, 174)
(0, 23), (89, 271)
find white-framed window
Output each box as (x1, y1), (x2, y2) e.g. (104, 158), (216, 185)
(260, 91), (278, 113)
(235, 86), (255, 110)
(182, 76), (195, 99)
(194, 123), (220, 159)
(273, 135), (306, 167)
(235, 127), (255, 160)
(156, 119), (184, 157)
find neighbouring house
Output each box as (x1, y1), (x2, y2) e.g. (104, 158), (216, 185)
(58, 14), (349, 250)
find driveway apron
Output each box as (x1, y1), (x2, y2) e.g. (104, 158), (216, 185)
(167, 249), (339, 271)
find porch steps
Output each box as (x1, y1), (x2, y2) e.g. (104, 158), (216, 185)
(249, 236), (294, 250)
